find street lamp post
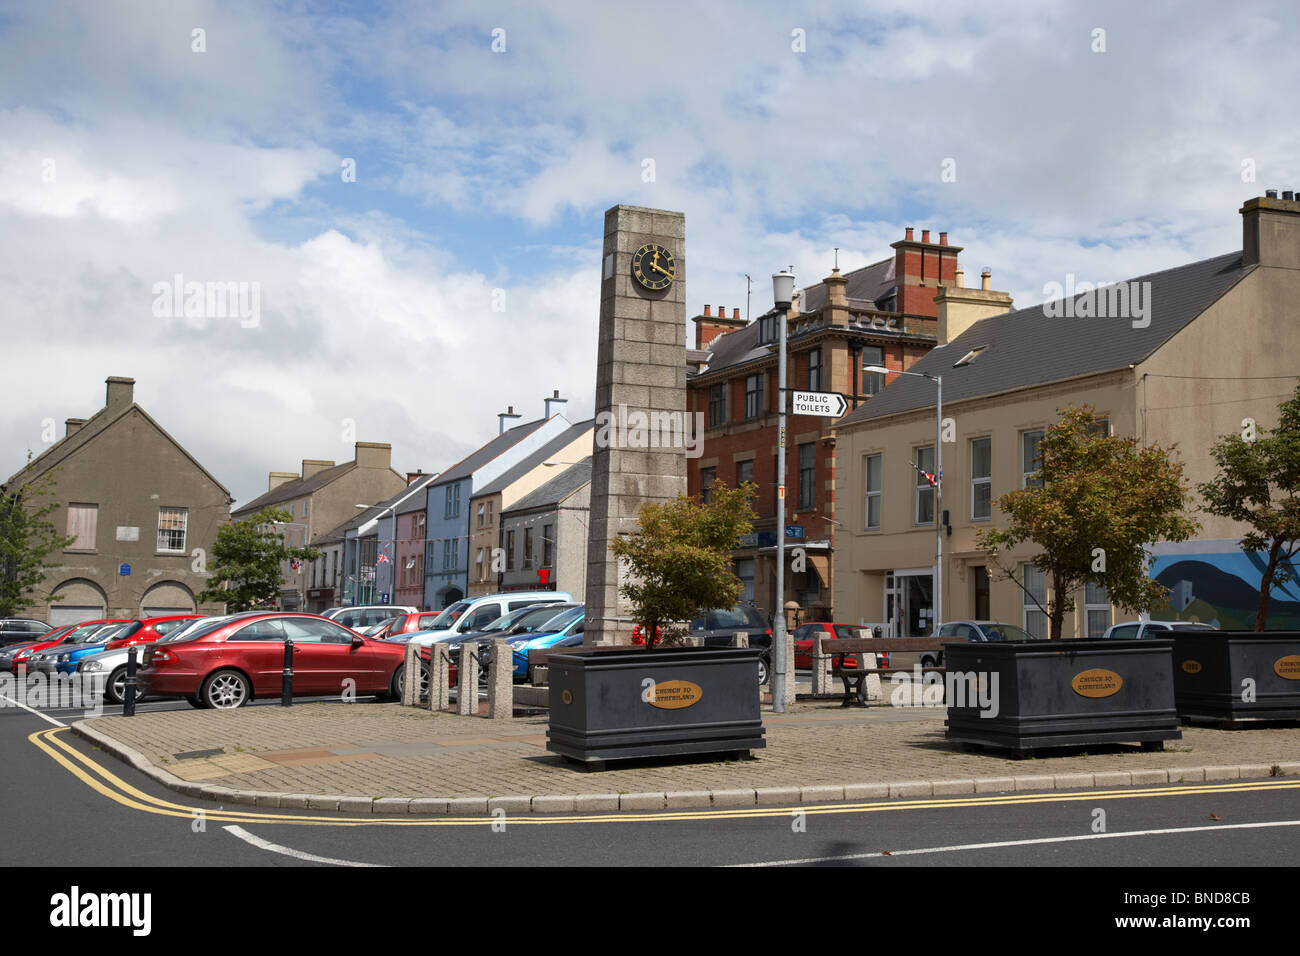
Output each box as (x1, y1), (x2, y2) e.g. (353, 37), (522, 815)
(864, 365), (944, 632)
(771, 270), (795, 713)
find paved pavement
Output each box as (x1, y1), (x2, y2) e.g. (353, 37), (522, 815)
(74, 698), (1300, 813)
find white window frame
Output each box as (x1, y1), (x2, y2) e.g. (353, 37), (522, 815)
(1084, 580), (1111, 639)
(157, 507), (188, 553)
(1023, 562), (1048, 638)
(864, 453), (882, 530)
(914, 445), (935, 526)
(970, 437), (991, 521)
(1022, 429), (1045, 488)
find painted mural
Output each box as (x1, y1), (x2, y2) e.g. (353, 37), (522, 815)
(1146, 545), (1300, 630)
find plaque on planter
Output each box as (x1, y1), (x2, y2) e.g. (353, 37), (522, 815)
(1173, 630), (1300, 724)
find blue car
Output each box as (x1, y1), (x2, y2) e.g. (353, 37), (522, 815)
(509, 608), (585, 679)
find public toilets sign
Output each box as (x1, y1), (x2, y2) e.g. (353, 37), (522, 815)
(789, 390), (847, 417)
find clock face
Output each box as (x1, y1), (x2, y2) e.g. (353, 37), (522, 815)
(631, 243), (676, 291)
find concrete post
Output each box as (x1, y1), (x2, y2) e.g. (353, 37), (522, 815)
(487, 638), (512, 719)
(457, 643), (480, 716)
(811, 634), (830, 695)
(779, 627), (796, 706)
(401, 642), (419, 707)
(428, 644), (450, 713)
(862, 652), (883, 702)
(732, 631), (748, 648)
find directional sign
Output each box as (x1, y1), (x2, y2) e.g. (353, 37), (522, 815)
(790, 390), (847, 417)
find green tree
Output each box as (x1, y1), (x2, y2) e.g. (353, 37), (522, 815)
(197, 506), (321, 612)
(611, 481), (757, 648)
(0, 458), (76, 617)
(1198, 384), (1300, 631)
(977, 406), (1198, 639)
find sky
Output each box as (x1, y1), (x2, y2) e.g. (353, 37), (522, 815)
(1, 0), (1296, 507)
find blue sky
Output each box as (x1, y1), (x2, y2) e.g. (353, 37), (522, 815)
(1, 0), (1296, 506)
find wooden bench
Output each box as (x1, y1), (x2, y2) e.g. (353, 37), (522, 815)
(816, 637), (952, 707)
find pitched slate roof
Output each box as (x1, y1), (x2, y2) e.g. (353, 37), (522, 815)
(314, 506), (383, 546)
(502, 457), (593, 515)
(473, 420), (594, 497)
(432, 416), (552, 487)
(4, 401), (231, 499)
(232, 460), (357, 517)
(836, 251), (1252, 427)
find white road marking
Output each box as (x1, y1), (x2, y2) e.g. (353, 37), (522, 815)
(731, 818), (1300, 866)
(0, 693), (68, 727)
(222, 825), (385, 867)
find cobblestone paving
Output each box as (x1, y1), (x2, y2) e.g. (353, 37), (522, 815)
(82, 700), (1300, 800)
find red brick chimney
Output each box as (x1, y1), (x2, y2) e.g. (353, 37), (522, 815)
(889, 227), (964, 317)
(692, 303), (747, 348)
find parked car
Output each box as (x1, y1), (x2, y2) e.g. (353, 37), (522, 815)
(0, 618), (53, 647)
(379, 609), (483, 641)
(687, 603), (772, 684)
(417, 603), (582, 686)
(0, 622), (78, 668)
(55, 614), (202, 675)
(406, 592), (574, 649)
(30, 623), (131, 674)
(507, 608), (587, 680)
(139, 612), (410, 709)
(10, 619), (131, 674)
(321, 605), (419, 632)
(916, 621), (1037, 669)
(1101, 620), (1218, 640)
(792, 623), (885, 670)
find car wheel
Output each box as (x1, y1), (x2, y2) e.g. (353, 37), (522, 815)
(390, 664), (430, 701)
(920, 653), (937, 669)
(105, 666), (128, 705)
(757, 657), (769, 685)
(201, 669), (251, 709)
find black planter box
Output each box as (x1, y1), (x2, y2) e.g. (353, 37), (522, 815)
(1173, 630), (1300, 723)
(944, 639), (1181, 754)
(546, 646), (766, 766)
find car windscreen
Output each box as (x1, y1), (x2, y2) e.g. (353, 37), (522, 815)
(427, 603), (469, 629)
(537, 607), (583, 633)
(713, 607), (764, 630)
(72, 624), (118, 644)
(160, 617), (232, 643)
(511, 605), (577, 633)
(983, 624), (1035, 642)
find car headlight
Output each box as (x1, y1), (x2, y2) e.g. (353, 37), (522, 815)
(58, 653), (70, 662)
(81, 661), (103, 672)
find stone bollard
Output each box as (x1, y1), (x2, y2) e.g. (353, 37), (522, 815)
(488, 638), (512, 719)
(458, 642), (480, 716)
(861, 652), (883, 702)
(427, 644), (450, 713)
(811, 634), (831, 695)
(732, 631), (748, 648)
(401, 642), (420, 706)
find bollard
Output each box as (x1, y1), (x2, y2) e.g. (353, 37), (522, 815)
(123, 646), (138, 717)
(488, 638), (512, 719)
(401, 642), (419, 706)
(732, 630), (748, 648)
(811, 634), (830, 696)
(457, 643), (480, 716)
(861, 652), (883, 702)
(428, 644), (450, 713)
(281, 639), (294, 706)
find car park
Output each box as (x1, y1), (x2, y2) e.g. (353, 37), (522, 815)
(0, 622), (78, 670)
(0, 619), (129, 673)
(1100, 620), (1218, 639)
(139, 612), (409, 709)
(321, 605), (419, 632)
(55, 614), (202, 675)
(31, 623), (131, 674)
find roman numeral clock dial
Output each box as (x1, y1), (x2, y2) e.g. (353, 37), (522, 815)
(631, 242), (675, 291)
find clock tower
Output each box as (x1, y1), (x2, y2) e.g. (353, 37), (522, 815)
(584, 205), (688, 646)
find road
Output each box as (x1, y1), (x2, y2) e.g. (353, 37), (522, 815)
(3, 699), (1298, 870)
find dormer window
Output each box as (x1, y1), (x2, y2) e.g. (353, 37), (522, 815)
(758, 312), (783, 346)
(953, 345), (988, 368)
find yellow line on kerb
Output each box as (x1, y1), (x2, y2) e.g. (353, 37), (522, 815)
(32, 728), (1300, 828)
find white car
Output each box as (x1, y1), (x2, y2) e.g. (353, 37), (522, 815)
(406, 592), (573, 648)
(1101, 620), (1218, 639)
(322, 605), (418, 632)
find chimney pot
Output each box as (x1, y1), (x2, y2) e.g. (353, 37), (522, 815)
(1266, 189), (1279, 199)
(954, 267), (965, 289)
(921, 229), (930, 243)
(1284, 191), (1296, 201)
(939, 231), (948, 246)
(980, 269), (992, 291)
(732, 307), (740, 319)
(905, 227), (914, 241)
(703, 304), (711, 316)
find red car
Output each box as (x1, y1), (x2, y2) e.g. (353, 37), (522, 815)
(0, 619), (130, 673)
(103, 614), (203, 650)
(382, 611), (452, 639)
(140, 613), (411, 708)
(792, 623), (887, 670)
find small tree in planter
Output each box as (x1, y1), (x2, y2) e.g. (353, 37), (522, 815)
(611, 480), (756, 649)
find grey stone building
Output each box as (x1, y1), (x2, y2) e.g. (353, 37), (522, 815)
(2, 376), (232, 623)
(499, 457), (591, 597)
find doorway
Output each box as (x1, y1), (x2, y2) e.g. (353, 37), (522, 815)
(885, 570), (935, 637)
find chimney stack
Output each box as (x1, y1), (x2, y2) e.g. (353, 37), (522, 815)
(981, 269), (992, 291)
(1241, 191), (1300, 269)
(544, 389), (568, 418)
(354, 441), (392, 471)
(905, 227), (914, 241)
(498, 405), (521, 435)
(954, 267), (964, 289)
(939, 232), (948, 246)
(732, 307), (740, 319)
(105, 376), (135, 412)
(407, 470), (425, 485)
(703, 304), (711, 316)
(64, 418), (87, 437)
(921, 229), (931, 243)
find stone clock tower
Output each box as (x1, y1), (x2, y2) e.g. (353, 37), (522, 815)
(583, 205), (688, 646)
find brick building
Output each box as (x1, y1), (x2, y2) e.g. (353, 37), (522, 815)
(686, 227), (1008, 623)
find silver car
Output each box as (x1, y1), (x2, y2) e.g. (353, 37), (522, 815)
(78, 616), (229, 703)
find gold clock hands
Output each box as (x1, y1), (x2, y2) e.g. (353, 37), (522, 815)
(651, 259), (674, 277)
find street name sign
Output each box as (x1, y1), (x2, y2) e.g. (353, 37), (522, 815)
(790, 390), (847, 417)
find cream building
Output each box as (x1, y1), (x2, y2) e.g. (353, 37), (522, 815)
(832, 192), (1300, 636)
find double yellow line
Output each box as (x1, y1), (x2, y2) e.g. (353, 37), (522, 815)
(31, 727), (1300, 828)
